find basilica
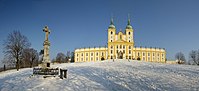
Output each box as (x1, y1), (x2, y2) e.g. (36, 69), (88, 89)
(74, 18), (166, 63)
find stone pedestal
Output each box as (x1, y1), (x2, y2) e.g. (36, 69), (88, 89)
(42, 26), (51, 68)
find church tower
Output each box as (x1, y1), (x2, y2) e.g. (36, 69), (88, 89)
(107, 18), (116, 59)
(108, 18), (116, 43)
(125, 18), (134, 47)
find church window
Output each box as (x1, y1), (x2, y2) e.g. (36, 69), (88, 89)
(123, 45), (125, 49)
(77, 54), (78, 57)
(120, 35), (122, 40)
(162, 54), (164, 57)
(129, 46), (131, 49)
(91, 53), (93, 56)
(82, 53), (83, 56)
(86, 53), (88, 56)
(111, 56), (113, 59)
(138, 52), (140, 56)
(129, 40), (130, 42)
(143, 53), (145, 56)
(117, 45), (118, 49)
(123, 50), (125, 54)
(120, 45), (122, 49)
(153, 53), (155, 56)
(102, 52), (104, 56)
(148, 53), (150, 56)
(96, 53), (98, 56)
(81, 58), (83, 61)
(129, 50), (131, 54)
(91, 58), (93, 61)
(111, 46), (113, 49)
(117, 50), (118, 53)
(111, 40), (112, 42)
(129, 32), (131, 35)
(111, 50), (113, 54)
(96, 57), (98, 60)
(111, 31), (113, 35)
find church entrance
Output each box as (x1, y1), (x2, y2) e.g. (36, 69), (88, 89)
(118, 51), (123, 59)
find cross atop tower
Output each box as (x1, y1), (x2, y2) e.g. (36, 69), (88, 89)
(43, 26), (50, 41)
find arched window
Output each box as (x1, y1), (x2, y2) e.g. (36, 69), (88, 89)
(111, 31), (113, 34)
(111, 46), (113, 49)
(120, 35), (122, 39)
(129, 32), (131, 35)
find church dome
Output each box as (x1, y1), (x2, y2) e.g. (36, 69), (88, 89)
(108, 18), (115, 29)
(126, 25), (132, 29)
(109, 24), (115, 29)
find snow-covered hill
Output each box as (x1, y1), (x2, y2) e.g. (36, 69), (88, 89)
(0, 60), (199, 91)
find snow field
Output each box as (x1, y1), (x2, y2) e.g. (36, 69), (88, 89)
(0, 60), (199, 91)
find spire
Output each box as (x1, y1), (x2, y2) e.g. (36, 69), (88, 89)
(128, 14), (131, 25)
(110, 17), (114, 25)
(109, 17), (115, 29)
(128, 18), (131, 25)
(126, 14), (132, 29)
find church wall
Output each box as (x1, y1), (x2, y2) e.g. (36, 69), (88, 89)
(133, 47), (166, 63)
(75, 47), (108, 62)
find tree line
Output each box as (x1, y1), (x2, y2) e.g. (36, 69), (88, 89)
(51, 51), (74, 64)
(2, 31), (39, 71)
(1, 31), (75, 71)
(175, 50), (199, 65)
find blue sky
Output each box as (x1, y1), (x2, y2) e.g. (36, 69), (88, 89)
(0, 0), (199, 62)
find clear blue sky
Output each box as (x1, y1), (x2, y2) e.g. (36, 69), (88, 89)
(0, 0), (199, 62)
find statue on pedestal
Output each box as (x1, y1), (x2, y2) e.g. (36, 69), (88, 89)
(32, 26), (66, 78)
(42, 26), (51, 68)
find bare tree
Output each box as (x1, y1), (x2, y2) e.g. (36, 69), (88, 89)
(38, 49), (44, 64)
(22, 48), (39, 68)
(175, 52), (186, 64)
(189, 50), (199, 65)
(3, 31), (31, 71)
(51, 58), (56, 63)
(66, 51), (71, 63)
(71, 52), (75, 63)
(2, 55), (15, 68)
(56, 52), (66, 63)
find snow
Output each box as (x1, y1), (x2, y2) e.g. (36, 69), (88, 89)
(0, 60), (199, 91)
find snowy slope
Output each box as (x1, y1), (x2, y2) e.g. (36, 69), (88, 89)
(0, 60), (199, 91)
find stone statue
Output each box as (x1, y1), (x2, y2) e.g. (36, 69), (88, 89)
(43, 26), (50, 41)
(42, 26), (51, 68)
